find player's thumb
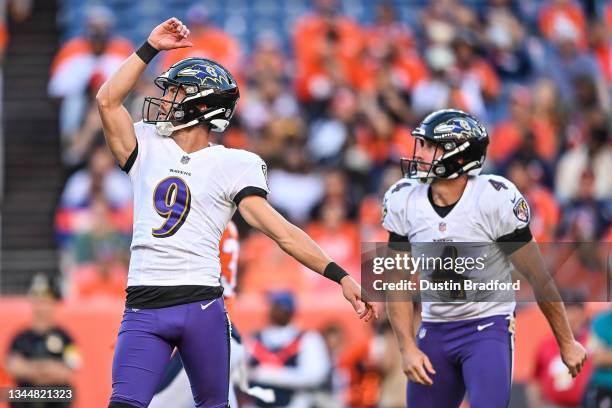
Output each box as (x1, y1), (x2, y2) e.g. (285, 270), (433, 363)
(424, 355), (436, 374)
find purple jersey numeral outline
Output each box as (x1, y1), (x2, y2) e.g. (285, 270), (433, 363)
(151, 176), (191, 238)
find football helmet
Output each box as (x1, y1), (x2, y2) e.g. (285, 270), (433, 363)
(142, 57), (239, 136)
(402, 109), (489, 181)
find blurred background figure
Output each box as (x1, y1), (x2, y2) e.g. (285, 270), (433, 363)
(4, 274), (80, 408)
(368, 319), (406, 408)
(246, 292), (330, 408)
(312, 325), (347, 408)
(527, 291), (592, 408)
(584, 309), (612, 408)
(158, 4), (242, 75)
(507, 157), (559, 242)
(48, 5), (132, 144)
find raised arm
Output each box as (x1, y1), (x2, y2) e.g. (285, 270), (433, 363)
(509, 241), (587, 377)
(95, 17), (192, 168)
(238, 195), (378, 322)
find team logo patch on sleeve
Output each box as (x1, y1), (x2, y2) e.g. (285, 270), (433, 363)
(513, 198), (530, 222)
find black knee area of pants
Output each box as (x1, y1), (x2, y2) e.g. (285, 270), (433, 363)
(109, 402), (139, 408)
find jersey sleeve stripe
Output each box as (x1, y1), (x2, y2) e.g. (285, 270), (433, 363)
(121, 142), (139, 174)
(496, 225), (533, 255)
(233, 186), (268, 205)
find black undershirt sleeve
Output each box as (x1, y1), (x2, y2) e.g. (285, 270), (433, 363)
(233, 186), (268, 206)
(388, 232), (411, 252)
(121, 142), (138, 174)
(496, 225), (533, 255)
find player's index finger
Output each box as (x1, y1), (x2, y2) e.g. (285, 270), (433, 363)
(424, 357), (436, 374)
(415, 365), (432, 385)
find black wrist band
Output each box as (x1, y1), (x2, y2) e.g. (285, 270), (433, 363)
(323, 262), (349, 284)
(136, 41), (159, 64)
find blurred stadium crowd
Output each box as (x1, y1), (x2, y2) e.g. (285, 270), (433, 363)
(1, 0), (611, 407)
(50, 0), (612, 299)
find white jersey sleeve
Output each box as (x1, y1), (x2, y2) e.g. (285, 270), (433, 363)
(382, 179), (414, 238)
(478, 175), (531, 242)
(222, 150), (270, 205)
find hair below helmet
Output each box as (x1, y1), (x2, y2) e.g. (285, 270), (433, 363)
(142, 57), (239, 136)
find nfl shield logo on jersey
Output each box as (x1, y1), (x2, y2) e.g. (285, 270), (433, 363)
(180, 155), (190, 165)
(439, 222), (446, 232)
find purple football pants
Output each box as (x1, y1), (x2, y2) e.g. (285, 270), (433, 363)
(109, 298), (230, 408)
(407, 314), (515, 408)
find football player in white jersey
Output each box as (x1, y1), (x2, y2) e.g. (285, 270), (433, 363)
(382, 109), (587, 407)
(96, 18), (376, 408)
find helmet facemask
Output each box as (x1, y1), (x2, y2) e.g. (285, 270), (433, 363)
(402, 136), (478, 183)
(142, 76), (231, 137)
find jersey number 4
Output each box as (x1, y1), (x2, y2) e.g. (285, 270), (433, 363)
(152, 176), (191, 238)
(488, 179), (508, 191)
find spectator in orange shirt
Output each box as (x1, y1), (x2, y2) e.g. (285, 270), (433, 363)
(292, 0), (364, 103)
(450, 30), (501, 105)
(306, 199), (360, 289)
(489, 86), (558, 168)
(507, 158), (560, 242)
(239, 231), (304, 294)
(48, 5), (132, 142)
(158, 4), (242, 77)
(539, 0), (587, 49)
(358, 3), (427, 95)
(219, 221), (240, 316)
(68, 194), (129, 300)
(366, 3), (414, 61)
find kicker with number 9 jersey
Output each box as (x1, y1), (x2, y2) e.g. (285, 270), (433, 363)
(382, 174), (532, 322)
(123, 121), (268, 301)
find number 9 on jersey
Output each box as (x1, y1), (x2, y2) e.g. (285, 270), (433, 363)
(152, 176), (191, 238)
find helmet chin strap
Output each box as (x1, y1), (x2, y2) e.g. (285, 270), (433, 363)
(155, 108), (226, 137)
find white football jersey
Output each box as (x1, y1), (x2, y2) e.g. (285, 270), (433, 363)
(382, 174), (531, 322)
(125, 121), (269, 287)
